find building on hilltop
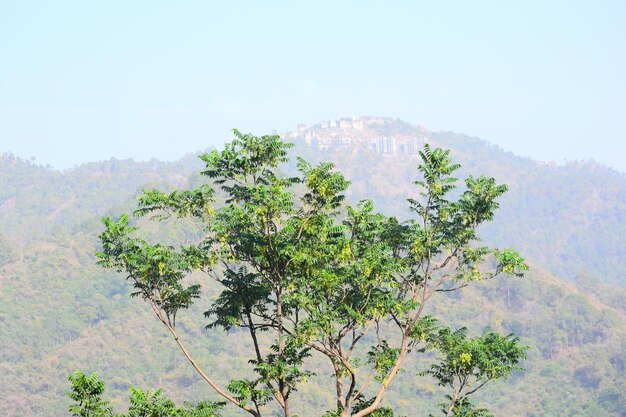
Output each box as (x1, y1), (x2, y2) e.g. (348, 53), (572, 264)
(405, 137), (425, 155)
(352, 118), (364, 130)
(366, 117), (386, 126)
(339, 118), (353, 129)
(372, 136), (396, 155)
(332, 137), (352, 147)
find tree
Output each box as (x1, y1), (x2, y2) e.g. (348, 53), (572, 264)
(67, 370), (114, 417)
(66, 370), (224, 417)
(95, 130), (528, 417)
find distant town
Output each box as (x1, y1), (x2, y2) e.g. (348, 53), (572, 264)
(283, 116), (430, 157)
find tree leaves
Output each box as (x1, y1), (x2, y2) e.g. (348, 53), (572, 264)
(425, 328), (527, 416)
(66, 370), (224, 417)
(95, 130), (528, 417)
(67, 370), (113, 417)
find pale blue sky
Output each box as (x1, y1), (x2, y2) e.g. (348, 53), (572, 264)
(1, 1), (625, 171)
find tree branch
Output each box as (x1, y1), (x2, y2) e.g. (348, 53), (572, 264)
(149, 302), (260, 417)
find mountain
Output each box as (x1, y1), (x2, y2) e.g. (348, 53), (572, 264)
(287, 117), (625, 286)
(0, 118), (624, 416)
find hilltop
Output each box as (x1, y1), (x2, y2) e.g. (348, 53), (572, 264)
(286, 117), (625, 286)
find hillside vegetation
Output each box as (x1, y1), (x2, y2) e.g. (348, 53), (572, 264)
(0, 119), (624, 416)
(290, 118), (625, 285)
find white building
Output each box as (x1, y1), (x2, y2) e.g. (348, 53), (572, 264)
(352, 119), (364, 130)
(372, 136), (396, 155)
(405, 137), (425, 155)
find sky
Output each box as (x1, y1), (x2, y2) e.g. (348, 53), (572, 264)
(1, 1), (625, 172)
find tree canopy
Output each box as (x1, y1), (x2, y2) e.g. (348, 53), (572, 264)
(93, 130), (528, 417)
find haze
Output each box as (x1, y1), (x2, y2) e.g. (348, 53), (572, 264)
(1, 1), (624, 171)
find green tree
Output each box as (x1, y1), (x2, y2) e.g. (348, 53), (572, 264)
(66, 370), (223, 417)
(126, 387), (223, 417)
(424, 329), (526, 417)
(67, 370), (114, 417)
(96, 131), (528, 417)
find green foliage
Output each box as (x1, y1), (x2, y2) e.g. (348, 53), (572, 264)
(66, 370), (114, 417)
(435, 397), (493, 417)
(98, 215), (202, 326)
(127, 386), (224, 417)
(96, 131), (528, 417)
(127, 387), (179, 417)
(66, 370), (224, 417)
(424, 328), (527, 416)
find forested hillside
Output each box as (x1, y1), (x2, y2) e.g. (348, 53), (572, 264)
(0, 153), (204, 240)
(290, 118), (625, 285)
(0, 120), (624, 416)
